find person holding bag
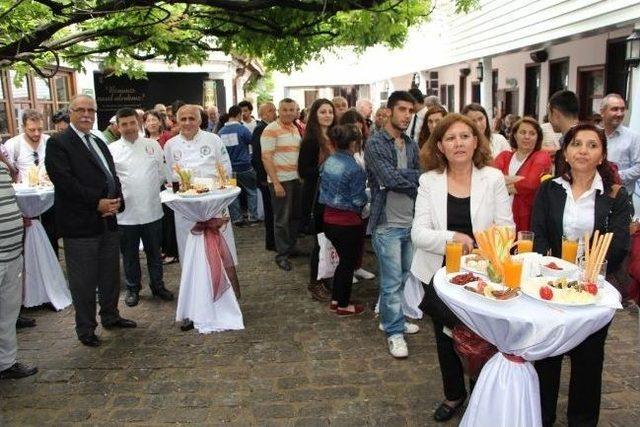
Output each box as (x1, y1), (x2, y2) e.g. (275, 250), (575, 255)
(531, 123), (632, 427)
(319, 124), (368, 315)
(410, 114), (514, 422)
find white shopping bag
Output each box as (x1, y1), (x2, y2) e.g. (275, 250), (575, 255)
(317, 232), (339, 280)
(374, 272), (424, 319)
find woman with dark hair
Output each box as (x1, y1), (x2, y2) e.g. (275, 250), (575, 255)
(143, 110), (172, 148)
(319, 124), (368, 315)
(417, 106), (448, 149)
(462, 103), (510, 157)
(338, 109), (376, 282)
(412, 114), (514, 422)
(298, 98), (336, 301)
(214, 113), (229, 134)
(493, 117), (552, 232)
(531, 123), (631, 427)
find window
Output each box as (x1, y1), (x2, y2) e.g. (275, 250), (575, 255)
(0, 68), (75, 138)
(440, 84), (447, 105)
(447, 85), (455, 112)
(471, 82), (480, 103)
(524, 64), (541, 119)
(492, 70), (499, 113)
(427, 71), (439, 96)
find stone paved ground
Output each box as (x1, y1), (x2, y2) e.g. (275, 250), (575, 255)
(1, 226), (639, 426)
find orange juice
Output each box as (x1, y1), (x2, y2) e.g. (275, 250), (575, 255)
(562, 238), (578, 263)
(517, 231), (534, 253)
(503, 257), (523, 289)
(517, 240), (533, 253)
(445, 241), (463, 273)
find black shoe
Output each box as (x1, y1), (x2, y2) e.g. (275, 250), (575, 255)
(275, 258), (292, 271)
(433, 397), (466, 422)
(266, 245), (276, 252)
(0, 362), (38, 379)
(16, 316), (36, 329)
(152, 287), (174, 301)
(79, 334), (101, 347)
(180, 320), (194, 331)
(102, 317), (137, 329)
(125, 290), (139, 307)
(233, 220), (247, 228)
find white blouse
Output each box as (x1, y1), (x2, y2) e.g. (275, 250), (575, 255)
(554, 173), (603, 242)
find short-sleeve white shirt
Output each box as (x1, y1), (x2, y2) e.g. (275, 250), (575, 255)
(3, 133), (49, 183)
(164, 129), (232, 179)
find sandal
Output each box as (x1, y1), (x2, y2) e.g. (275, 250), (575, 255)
(162, 256), (178, 265)
(433, 396), (466, 422)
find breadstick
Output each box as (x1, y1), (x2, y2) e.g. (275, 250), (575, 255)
(591, 233), (612, 282)
(584, 231), (591, 276)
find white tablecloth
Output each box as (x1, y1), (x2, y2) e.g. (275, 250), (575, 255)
(433, 267), (619, 427)
(161, 188), (244, 333)
(14, 187), (71, 310)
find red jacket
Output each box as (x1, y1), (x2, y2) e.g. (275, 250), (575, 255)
(493, 150), (552, 232)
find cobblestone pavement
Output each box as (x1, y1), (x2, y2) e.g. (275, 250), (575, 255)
(1, 225), (639, 426)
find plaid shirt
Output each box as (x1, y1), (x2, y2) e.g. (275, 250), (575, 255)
(364, 128), (420, 234)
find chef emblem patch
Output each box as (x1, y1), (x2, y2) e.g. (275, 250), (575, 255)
(145, 145), (154, 155)
(200, 145), (212, 156)
(173, 150), (182, 161)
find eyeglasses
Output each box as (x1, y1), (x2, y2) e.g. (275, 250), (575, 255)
(71, 108), (97, 114)
(33, 151), (39, 166)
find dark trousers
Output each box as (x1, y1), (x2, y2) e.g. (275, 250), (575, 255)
(64, 230), (121, 339)
(119, 218), (164, 293)
(41, 205), (58, 258)
(324, 222), (362, 307)
(258, 183), (275, 250)
(161, 204), (179, 258)
(269, 179), (301, 261)
(535, 323), (610, 427)
(423, 282), (466, 401)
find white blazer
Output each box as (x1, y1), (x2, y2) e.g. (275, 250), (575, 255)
(410, 165), (514, 284)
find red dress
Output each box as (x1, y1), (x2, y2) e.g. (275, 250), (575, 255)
(493, 150), (552, 232)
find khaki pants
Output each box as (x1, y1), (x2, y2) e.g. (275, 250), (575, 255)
(0, 256), (23, 371)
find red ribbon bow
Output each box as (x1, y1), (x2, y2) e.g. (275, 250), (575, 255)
(191, 218), (240, 301)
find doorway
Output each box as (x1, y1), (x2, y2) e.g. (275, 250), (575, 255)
(524, 64), (540, 119)
(577, 65), (605, 120)
(606, 38), (628, 98)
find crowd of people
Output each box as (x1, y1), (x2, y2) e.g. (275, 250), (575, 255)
(0, 84), (639, 426)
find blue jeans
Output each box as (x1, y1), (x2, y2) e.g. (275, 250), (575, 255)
(372, 226), (413, 336)
(229, 168), (259, 222)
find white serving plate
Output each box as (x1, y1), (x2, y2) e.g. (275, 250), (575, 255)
(521, 276), (597, 306)
(539, 256), (578, 278)
(460, 254), (489, 275)
(462, 280), (521, 303)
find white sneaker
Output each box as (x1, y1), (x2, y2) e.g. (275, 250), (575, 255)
(387, 334), (408, 358)
(379, 322), (420, 334)
(354, 268), (376, 280)
(352, 276), (359, 284)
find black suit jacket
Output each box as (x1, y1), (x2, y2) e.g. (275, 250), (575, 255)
(45, 126), (124, 238)
(531, 179), (632, 275)
(250, 120), (268, 183)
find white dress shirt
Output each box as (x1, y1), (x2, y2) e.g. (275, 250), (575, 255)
(490, 133), (511, 158)
(606, 125), (640, 195)
(243, 119), (257, 134)
(553, 173), (603, 242)
(3, 133), (49, 183)
(164, 129), (232, 179)
(109, 136), (166, 225)
(405, 106), (428, 142)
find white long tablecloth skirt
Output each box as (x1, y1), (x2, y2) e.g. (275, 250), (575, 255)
(432, 267), (619, 427)
(14, 188), (71, 310)
(174, 230), (244, 333)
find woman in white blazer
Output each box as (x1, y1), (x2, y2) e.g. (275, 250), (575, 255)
(410, 113), (514, 422)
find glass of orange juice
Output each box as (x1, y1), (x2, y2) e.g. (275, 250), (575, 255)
(517, 231), (534, 253)
(561, 237), (579, 264)
(503, 256), (523, 289)
(445, 241), (463, 273)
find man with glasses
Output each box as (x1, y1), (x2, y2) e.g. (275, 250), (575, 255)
(4, 109), (59, 259)
(45, 95), (136, 348)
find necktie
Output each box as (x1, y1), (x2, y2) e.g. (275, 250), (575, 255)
(84, 134), (116, 197)
(409, 114), (418, 141)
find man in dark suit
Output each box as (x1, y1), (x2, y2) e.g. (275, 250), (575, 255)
(45, 95), (136, 347)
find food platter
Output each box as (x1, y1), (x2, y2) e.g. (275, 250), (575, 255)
(461, 280), (520, 302)
(460, 254), (489, 275)
(177, 190), (212, 198)
(446, 271), (482, 286)
(520, 276), (598, 306)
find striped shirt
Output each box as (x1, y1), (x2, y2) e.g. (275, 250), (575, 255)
(260, 120), (301, 183)
(0, 164), (23, 262)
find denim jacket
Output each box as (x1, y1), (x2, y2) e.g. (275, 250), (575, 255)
(319, 150), (367, 213)
(364, 128), (420, 234)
